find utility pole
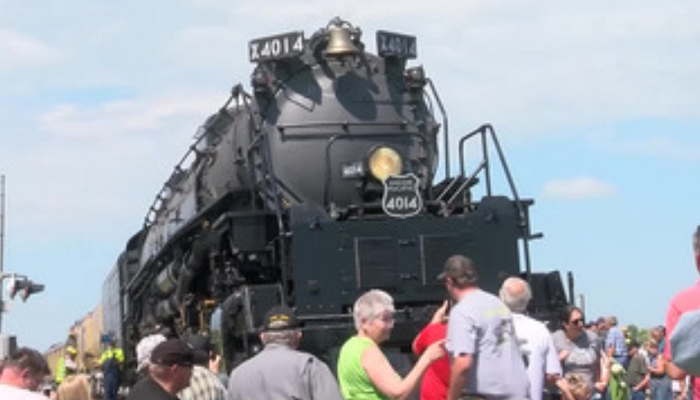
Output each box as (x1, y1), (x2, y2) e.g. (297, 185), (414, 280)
(1, 175), (6, 333)
(0, 176), (43, 350)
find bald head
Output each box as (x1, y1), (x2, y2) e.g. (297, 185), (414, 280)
(499, 277), (532, 313)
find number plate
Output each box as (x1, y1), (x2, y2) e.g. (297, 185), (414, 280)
(376, 30), (417, 59)
(249, 31), (304, 62)
(382, 174), (423, 218)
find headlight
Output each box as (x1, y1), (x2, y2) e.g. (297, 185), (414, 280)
(368, 146), (402, 182)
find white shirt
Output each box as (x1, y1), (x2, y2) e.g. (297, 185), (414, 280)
(512, 313), (562, 400)
(0, 383), (48, 400)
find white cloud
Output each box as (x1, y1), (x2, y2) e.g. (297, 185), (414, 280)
(585, 129), (700, 163)
(543, 177), (616, 200)
(619, 137), (700, 162)
(423, 1), (700, 137)
(39, 92), (220, 139)
(0, 29), (54, 69)
(1, 91), (226, 242)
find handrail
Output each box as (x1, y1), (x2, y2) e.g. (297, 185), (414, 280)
(238, 86), (291, 298)
(425, 78), (449, 179)
(452, 124), (535, 274)
(142, 90), (238, 228)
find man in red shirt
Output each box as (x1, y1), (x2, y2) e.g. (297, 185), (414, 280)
(413, 300), (450, 400)
(665, 225), (700, 400)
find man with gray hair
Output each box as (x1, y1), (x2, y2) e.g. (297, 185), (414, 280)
(500, 276), (573, 400)
(605, 315), (628, 368)
(226, 304), (343, 400)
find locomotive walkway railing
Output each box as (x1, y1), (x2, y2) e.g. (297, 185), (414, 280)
(425, 78), (450, 179)
(142, 90), (238, 228)
(447, 123), (542, 275)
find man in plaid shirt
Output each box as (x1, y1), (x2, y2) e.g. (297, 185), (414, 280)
(179, 335), (227, 400)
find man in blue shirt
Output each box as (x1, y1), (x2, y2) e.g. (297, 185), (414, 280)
(605, 316), (628, 368)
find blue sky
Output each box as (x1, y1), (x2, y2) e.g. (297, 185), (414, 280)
(1, 0), (699, 351)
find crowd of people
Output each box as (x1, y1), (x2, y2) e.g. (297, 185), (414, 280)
(2, 225), (700, 400)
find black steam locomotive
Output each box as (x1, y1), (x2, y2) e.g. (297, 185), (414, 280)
(103, 18), (568, 372)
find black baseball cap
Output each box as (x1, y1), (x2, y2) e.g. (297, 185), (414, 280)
(150, 339), (195, 367)
(262, 305), (301, 331)
(185, 334), (212, 365)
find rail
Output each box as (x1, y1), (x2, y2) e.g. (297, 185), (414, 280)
(142, 89), (239, 228)
(441, 124), (540, 274)
(425, 78), (450, 179)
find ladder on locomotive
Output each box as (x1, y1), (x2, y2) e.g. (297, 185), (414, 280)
(236, 93), (286, 213)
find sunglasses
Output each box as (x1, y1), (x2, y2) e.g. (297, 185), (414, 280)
(569, 318), (584, 325)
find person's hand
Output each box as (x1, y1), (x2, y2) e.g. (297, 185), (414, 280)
(209, 354), (221, 373)
(424, 339), (446, 362)
(431, 301), (449, 323)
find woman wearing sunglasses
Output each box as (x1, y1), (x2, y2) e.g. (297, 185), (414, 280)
(552, 305), (611, 399)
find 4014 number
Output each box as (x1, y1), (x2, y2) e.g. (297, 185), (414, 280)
(385, 196), (419, 211)
(249, 31), (304, 62)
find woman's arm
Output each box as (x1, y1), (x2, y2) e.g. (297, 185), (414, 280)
(665, 358), (687, 380)
(363, 340), (445, 400)
(594, 350), (611, 393)
(647, 354), (664, 375)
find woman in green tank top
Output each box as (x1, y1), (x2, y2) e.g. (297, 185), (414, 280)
(337, 289), (445, 400)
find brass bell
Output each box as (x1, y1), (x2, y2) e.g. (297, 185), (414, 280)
(325, 26), (358, 58)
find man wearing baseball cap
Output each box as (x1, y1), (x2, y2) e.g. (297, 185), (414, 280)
(226, 304), (343, 400)
(128, 339), (195, 400)
(441, 255), (529, 400)
(179, 334), (226, 400)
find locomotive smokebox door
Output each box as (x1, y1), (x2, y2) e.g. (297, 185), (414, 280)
(382, 174), (422, 218)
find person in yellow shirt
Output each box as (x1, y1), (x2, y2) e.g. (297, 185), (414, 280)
(100, 339), (124, 400)
(55, 346), (78, 385)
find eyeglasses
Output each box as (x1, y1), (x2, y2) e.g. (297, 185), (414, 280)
(378, 311), (395, 324)
(569, 318), (584, 325)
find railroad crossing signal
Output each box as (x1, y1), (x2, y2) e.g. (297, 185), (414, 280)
(7, 277), (44, 302)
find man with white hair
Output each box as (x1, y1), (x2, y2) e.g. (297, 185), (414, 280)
(500, 276), (573, 400)
(135, 333), (167, 377)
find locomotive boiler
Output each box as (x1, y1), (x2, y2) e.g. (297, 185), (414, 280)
(104, 18), (568, 372)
